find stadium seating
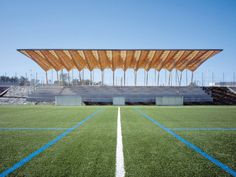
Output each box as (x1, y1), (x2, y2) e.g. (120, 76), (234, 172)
(27, 86), (213, 104)
(203, 87), (236, 105)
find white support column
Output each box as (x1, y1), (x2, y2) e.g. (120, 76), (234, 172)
(101, 69), (104, 86)
(124, 70), (126, 86)
(155, 70), (157, 86)
(179, 71), (183, 86)
(61, 69), (63, 85)
(191, 71), (194, 84)
(79, 70), (82, 82)
(113, 70), (115, 86)
(67, 72), (70, 85)
(143, 70), (146, 86)
(134, 70), (137, 86)
(168, 71), (171, 86)
(157, 70), (160, 86)
(72, 69), (74, 84)
(165, 70), (167, 86)
(92, 70), (95, 85)
(175, 69), (177, 86)
(186, 70), (188, 86)
(90, 70), (92, 85)
(45, 71), (48, 85)
(56, 71), (59, 83)
(146, 70), (149, 86)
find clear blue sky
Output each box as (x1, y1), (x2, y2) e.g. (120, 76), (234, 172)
(1, 0), (236, 85)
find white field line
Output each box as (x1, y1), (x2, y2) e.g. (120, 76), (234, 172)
(116, 107), (125, 177)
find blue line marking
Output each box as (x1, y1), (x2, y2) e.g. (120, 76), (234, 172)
(0, 128), (70, 131)
(172, 128), (236, 131)
(135, 109), (236, 177)
(0, 110), (101, 177)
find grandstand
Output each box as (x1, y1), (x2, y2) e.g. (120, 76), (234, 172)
(15, 49), (226, 105)
(27, 85), (213, 104)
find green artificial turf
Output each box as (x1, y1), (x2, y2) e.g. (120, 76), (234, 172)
(0, 105), (235, 177)
(0, 106), (117, 177)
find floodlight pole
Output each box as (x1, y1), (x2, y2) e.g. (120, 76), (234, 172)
(211, 72), (214, 85)
(233, 72), (235, 86)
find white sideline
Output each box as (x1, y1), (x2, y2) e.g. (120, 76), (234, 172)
(116, 107), (125, 177)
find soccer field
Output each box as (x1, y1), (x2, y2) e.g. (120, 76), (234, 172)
(0, 106), (235, 177)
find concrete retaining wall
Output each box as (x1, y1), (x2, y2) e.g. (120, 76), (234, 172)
(55, 96), (82, 106)
(113, 97), (125, 105)
(156, 96), (183, 106)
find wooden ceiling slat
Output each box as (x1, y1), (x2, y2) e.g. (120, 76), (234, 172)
(55, 50), (75, 71)
(136, 50), (149, 69)
(112, 51), (121, 69)
(36, 50), (61, 71)
(106, 51), (113, 70)
(40, 51), (63, 70)
(156, 51), (170, 71)
(120, 51), (126, 70)
(166, 50), (185, 70)
(26, 51), (52, 70)
(82, 51), (95, 70)
(162, 51), (179, 70)
(188, 51), (219, 71)
(98, 50), (111, 69)
(144, 50), (156, 70)
(175, 51), (193, 70)
(125, 50), (135, 69)
(21, 50), (51, 71)
(147, 50), (164, 70)
(178, 50), (200, 71)
(186, 50), (208, 67)
(48, 50), (70, 71)
(18, 49), (222, 72)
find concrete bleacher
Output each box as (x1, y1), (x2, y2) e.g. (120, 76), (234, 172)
(27, 86), (213, 104)
(203, 87), (236, 105)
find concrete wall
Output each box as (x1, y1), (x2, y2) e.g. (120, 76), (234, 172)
(113, 97), (125, 105)
(156, 96), (183, 106)
(55, 96), (82, 106)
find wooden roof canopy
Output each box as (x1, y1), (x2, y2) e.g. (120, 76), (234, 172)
(17, 49), (222, 72)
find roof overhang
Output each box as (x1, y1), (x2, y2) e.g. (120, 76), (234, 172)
(17, 49), (222, 71)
